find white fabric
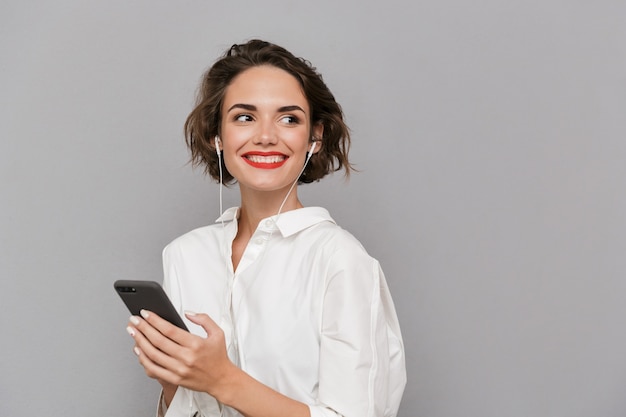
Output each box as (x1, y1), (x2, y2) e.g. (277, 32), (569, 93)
(160, 207), (406, 417)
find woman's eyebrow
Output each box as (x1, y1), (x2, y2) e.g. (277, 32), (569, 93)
(227, 103), (256, 112)
(226, 104), (306, 114)
(277, 105), (306, 113)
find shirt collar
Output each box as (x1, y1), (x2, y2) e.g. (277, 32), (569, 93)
(215, 206), (335, 237)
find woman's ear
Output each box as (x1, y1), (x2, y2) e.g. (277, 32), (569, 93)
(312, 123), (324, 153)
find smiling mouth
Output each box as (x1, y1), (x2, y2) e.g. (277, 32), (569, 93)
(242, 153), (288, 169)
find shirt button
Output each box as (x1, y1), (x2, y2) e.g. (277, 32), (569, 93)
(265, 219), (273, 228)
(255, 238), (264, 245)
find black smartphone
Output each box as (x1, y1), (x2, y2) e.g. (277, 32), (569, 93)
(114, 280), (188, 331)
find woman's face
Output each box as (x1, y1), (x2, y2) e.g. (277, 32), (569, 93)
(220, 65), (321, 195)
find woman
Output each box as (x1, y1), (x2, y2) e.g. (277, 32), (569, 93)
(126, 39), (406, 417)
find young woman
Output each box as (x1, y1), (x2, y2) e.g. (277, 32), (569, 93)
(126, 39), (406, 417)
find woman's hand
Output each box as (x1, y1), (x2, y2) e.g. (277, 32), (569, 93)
(126, 310), (236, 398)
(127, 312), (310, 417)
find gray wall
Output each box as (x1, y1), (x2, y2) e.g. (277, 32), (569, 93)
(1, 1), (625, 416)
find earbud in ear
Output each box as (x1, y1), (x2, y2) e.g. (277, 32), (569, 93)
(214, 136), (221, 154)
(309, 141), (317, 155)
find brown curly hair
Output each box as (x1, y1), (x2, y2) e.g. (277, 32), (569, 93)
(184, 39), (353, 184)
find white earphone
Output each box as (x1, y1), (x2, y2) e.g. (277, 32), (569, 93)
(214, 136), (221, 154)
(308, 141), (317, 155)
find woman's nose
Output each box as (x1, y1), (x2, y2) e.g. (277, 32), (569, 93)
(254, 118), (277, 145)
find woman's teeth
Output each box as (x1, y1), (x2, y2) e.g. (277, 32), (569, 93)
(246, 155), (285, 163)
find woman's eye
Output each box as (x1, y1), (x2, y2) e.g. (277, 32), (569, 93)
(235, 114), (253, 122)
(280, 115), (299, 124)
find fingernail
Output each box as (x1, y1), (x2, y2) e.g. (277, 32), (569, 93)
(130, 316), (140, 326)
(126, 326), (136, 337)
(133, 346), (141, 356)
(184, 310), (197, 316)
(140, 309), (149, 319)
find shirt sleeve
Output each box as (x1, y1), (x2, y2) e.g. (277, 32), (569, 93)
(162, 244), (181, 314)
(160, 244), (224, 417)
(157, 386), (224, 417)
(312, 250), (406, 417)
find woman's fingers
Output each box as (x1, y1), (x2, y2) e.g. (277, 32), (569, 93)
(127, 311), (191, 380)
(129, 310), (189, 356)
(126, 310), (233, 394)
(184, 311), (220, 337)
(139, 309), (190, 345)
(133, 345), (182, 385)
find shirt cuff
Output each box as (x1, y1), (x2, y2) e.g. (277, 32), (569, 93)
(156, 390), (167, 417)
(158, 387), (223, 417)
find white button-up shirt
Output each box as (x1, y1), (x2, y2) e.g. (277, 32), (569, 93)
(160, 207), (406, 417)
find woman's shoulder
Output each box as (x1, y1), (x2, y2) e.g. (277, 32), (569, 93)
(165, 207), (238, 251)
(163, 223), (227, 257)
(301, 210), (376, 263)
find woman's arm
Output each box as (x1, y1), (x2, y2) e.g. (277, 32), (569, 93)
(313, 255), (406, 417)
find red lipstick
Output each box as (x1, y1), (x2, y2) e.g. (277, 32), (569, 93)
(242, 151), (288, 169)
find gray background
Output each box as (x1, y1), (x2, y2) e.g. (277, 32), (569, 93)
(1, 1), (625, 416)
